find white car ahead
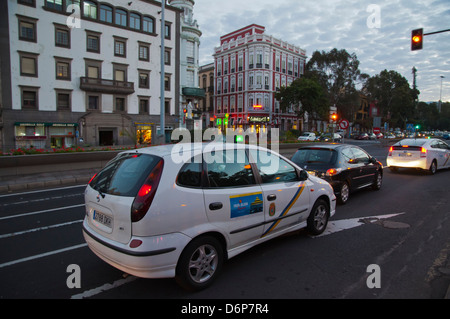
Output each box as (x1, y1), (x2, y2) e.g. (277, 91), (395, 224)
(387, 138), (450, 174)
(82, 143), (336, 290)
(298, 132), (316, 141)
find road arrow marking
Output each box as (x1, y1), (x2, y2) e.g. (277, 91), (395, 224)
(316, 213), (406, 237)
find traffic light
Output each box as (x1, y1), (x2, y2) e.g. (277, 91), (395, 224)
(330, 113), (338, 121)
(411, 28), (423, 51)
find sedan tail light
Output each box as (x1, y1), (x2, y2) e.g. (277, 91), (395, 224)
(388, 146), (393, 156)
(421, 147), (427, 157)
(131, 159), (164, 223)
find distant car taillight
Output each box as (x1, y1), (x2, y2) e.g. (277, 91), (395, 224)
(388, 146), (393, 156)
(131, 159), (164, 223)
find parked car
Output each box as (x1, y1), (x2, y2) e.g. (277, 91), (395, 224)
(83, 143), (336, 291)
(443, 132), (450, 140)
(375, 132), (384, 139)
(355, 132), (369, 140)
(368, 133), (377, 140)
(298, 132), (316, 141)
(387, 138), (450, 174)
(291, 144), (383, 204)
(316, 133), (342, 143)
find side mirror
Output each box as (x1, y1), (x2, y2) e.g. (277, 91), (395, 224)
(298, 170), (308, 181)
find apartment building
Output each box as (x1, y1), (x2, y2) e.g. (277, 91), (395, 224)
(0, 0), (182, 151)
(213, 24), (307, 133)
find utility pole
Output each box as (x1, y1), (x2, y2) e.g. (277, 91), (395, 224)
(158, 0), (165, 144)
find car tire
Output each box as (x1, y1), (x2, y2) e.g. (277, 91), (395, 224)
(337, 182), (350, 205)
(175, 236), (223, 291)
(372, 171), (382, 190)
(307, 199), (330, 235)
(389, 166), (398, 173)
(429, 160), (437, 175)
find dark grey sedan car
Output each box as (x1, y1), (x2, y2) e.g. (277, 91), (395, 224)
(291, 144), (383, 204)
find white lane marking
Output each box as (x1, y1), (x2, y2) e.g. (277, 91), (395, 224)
(0, 204), (85, 221)
(0, 220), (83, 239)
(316, 213), (406, 237)
(71, 276), (138, 299)
(0, 243), (88, 269)
(0, 184), (86, 198)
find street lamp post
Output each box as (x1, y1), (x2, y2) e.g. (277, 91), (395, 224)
(439, 76), (444, 113)
(158, 0), (166, 143)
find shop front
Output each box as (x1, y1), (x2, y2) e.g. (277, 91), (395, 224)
(14, 122), (78, 149)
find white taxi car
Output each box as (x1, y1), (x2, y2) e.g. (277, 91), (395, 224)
(387, 138), (450, 174)
(82, 143), (336, 290)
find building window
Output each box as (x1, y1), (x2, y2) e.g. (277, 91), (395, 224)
(114, 38), (126, 57)
(113, 63), (127, 82)
(139, 71), (149, 88)
(164, 75), (171, 91)
(139, 97), (149, 114)
(142, 16), (154, 33)
(55, 58), (71, 80)
(65, 0), (80, 12)
(99, 4), (113, 23)
(165, 23), (171, 39)
(45, 0), (62, 11)
(20, 86), (39, 109)
(86, 31), (100, 53)
(115, 9), (127, 27)
(85, 58), (102, 79)
(56, 90), (71, 110)
(139, 43), (150, 61)
(54, 24), (70, 48)
(83, 1), (97, 19)
(87, 95), (100, 110)
(164, 49), (171, 65)
(18, 16), (37, 42)
(19, 52), (38, 77)
(130, 13), (141, 30)
(18, 0), (36, 7)
(114, 96), (126, 112)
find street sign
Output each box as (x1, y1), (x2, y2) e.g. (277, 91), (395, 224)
(339, 119), (349, 129)
(373, 127), (381, 134)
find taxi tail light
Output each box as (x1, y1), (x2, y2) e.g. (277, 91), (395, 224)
(326, 168), (342, 176)
(388, 147), (393, 156)
(131, 159), (164, 223)
(420, 147), (427, 157)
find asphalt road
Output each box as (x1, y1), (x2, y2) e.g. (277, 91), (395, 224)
(1, 140), (449, 304)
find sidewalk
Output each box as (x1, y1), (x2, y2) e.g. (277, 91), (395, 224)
(0, 168), (98, 194)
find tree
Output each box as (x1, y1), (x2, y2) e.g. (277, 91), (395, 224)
(275, 77), (328, 129)
(306, 48), (368, 120)
(364, 70), (416, 128)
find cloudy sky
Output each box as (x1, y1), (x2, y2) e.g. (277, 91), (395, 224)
(192, 0), (450, 102)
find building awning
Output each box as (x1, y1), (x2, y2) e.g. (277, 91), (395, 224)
(182, 87), (205, 98)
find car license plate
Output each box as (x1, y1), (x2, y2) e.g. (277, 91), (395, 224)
(93, 210), (112, 228)
(399, 153), (411, 157)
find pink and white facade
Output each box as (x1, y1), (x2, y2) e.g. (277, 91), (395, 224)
(213, 24), (306, 133)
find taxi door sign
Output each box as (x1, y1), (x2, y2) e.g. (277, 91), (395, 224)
(230, 192), (263, 218)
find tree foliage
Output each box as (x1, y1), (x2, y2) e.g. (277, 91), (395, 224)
(364, 69), (416, 128)
(306, 48), (368, 119)
(274, 77), (328, 126)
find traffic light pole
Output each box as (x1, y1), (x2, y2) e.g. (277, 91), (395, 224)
(424, 28), (450, 36)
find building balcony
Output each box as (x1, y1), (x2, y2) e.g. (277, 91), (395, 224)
(80, 77), (135, 95)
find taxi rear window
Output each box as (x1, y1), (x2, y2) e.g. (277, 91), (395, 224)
(90, 153), (161, 197)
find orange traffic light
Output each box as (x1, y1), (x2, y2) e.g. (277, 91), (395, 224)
(330, 113), (338, 121)
(411, 28), (423, 51)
